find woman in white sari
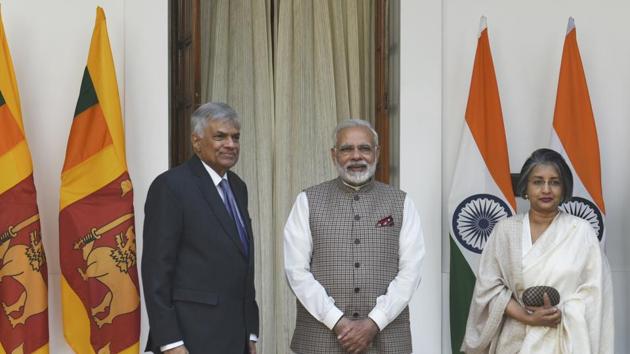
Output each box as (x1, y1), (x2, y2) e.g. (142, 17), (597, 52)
(462, 148), (614, 354)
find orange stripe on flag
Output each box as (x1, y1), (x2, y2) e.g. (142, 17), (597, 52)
(553, 28), (605, 213)
(62, 104), (113, 173)
(465, 29), (516, 210)
(0, 103), (23, 156)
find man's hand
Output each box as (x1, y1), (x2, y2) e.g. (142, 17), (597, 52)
(525, 293), (562, 327)
(248, 340), (257, 354)
(333, 317), (353, 338)
(164, 345), (188, 354)
(336, 318), (379, 354)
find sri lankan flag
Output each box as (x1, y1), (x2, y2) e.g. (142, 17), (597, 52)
(448, 17), (516, 353)
(0, 8), (49, 354)
(59, 8), (139, 354)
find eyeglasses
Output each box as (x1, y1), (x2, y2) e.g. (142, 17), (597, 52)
(528, 179), (562, 189)
(334, 144), (376, 156)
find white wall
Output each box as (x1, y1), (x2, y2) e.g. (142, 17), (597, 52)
(439, 0), (629, 353)
(123, 1), (169, 351)
(400, 1), (443, 353)
(2, 0), (167, 352)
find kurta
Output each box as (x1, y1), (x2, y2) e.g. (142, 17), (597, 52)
(462, 212), (613, 354)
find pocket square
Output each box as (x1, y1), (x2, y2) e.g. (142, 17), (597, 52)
(376, 215), (394, 227)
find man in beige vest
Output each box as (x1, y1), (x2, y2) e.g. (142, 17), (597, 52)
(284, 119), (425, 354)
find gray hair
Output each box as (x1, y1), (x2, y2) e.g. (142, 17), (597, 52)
(191, 102), (240, 137)
(332, 119), (379, 147)
(516, 148), (573, 203)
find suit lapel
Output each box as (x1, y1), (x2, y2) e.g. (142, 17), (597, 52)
(188, 156), (247, 257)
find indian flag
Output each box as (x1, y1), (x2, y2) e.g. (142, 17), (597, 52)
(551, 17), (606, 245)
(0, 8), (49, 354)
(59, 8), (140, 354)
(448, 17), (516, 353)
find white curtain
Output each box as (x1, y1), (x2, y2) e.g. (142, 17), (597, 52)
(200, 1), (374, 352)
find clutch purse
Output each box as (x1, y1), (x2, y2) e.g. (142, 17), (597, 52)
(522, 286), (560, 307)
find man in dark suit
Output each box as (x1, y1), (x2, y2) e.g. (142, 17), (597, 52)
(142, 102), (259, 354)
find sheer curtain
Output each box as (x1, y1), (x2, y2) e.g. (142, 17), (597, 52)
(200, 1), (374, 352)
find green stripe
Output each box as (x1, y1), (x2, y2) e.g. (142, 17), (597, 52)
(449, 237), (476, 353)
(73, 67), (99, 117)
(0, 90), (5, 106)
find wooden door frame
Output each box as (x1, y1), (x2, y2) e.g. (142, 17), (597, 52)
(169, 0), (201, 167)
(374, 0), (390, 183)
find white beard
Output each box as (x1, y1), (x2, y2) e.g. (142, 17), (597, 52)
(335, 160), (377, 186)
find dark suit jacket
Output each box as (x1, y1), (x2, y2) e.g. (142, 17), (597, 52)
(142, 155), (259, 353)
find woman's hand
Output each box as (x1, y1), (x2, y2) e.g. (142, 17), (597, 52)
(505, 293), (561, 327)
(524, 292), (562, 327)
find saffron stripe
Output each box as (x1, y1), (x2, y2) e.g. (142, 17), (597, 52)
(552, 28), (605, 212)
(0, 98), (24, 156)
(464, 29), (516, 210)
(62, 104), (113, 172)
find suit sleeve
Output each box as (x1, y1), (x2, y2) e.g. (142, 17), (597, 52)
(246, 234), (260, 338)
(247, 291), (260, 338)
(238, 178), (260, 338)
(141, 175), (185, 349)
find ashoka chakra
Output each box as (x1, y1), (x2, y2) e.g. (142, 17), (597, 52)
(452, 194), (513, 254)
(559, 196), (604, 241)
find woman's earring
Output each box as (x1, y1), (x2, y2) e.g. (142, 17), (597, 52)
(523, 194), (528, 200)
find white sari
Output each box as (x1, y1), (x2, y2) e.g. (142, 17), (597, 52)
(462, 212), (614, 354)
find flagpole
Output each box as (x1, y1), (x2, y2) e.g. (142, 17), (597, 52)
(479, 15), (487, 37)
(566, 17), (575, 34)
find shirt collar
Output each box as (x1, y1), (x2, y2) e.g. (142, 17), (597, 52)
(200, 160), (228, 187)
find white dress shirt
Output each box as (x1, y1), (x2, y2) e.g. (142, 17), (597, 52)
(283, 191), (426, 331)
(161, 162), (256, 352)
